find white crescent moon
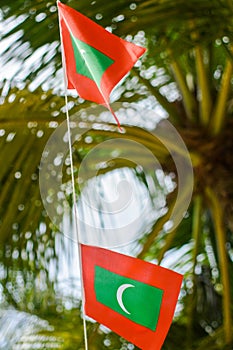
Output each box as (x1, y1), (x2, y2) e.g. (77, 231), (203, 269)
(116, 283), (135, 315)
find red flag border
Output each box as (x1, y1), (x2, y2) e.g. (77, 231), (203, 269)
(58, 2), (146, 105)
(81, 244), (183, 350)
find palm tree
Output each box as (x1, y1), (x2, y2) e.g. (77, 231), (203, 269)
(0, 0), (232, 349)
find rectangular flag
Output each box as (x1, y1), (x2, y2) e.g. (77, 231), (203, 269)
(57, 1), (146, 126)
(81, 244), (183, 350)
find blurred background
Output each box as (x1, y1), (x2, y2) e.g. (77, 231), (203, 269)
(0, 0), (233, 349)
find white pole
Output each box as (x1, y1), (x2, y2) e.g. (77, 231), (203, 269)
(57, 2), (89, 349)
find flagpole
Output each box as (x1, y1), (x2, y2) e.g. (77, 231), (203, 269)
(57, 2), (89, 349)
(64, 94), (89, 350)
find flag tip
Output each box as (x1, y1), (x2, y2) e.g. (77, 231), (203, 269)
(118, 125), (124, 133)
(107, 105), (123, 131)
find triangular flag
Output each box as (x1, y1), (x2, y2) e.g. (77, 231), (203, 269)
(57, 1), (146, 125)
(81, 244), (183, 350)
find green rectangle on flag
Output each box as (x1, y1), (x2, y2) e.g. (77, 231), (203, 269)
(94, 265), (163, 331)
(71, 35), (114, 87)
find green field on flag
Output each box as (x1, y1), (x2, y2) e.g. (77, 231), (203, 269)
(71, 35), (114, 87)
(94, 265), (163, 330)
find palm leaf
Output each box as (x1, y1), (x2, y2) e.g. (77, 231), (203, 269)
(0, 0), (233, 348)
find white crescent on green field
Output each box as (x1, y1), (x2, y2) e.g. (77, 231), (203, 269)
(116, 284), (135, 315)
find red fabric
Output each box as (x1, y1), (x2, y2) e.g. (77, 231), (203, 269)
(81, 244), (183, 350)
(57, 1), (146, 106)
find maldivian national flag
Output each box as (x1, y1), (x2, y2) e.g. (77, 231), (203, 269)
(81, 244), (183, 350)
(57, 1), (146, 125)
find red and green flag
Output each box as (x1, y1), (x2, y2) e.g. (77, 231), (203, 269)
(57, 1), (146, 126)
(81, 244), (183, 350)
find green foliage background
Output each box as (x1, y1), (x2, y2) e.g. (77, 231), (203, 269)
(0, 0), (233, 349)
